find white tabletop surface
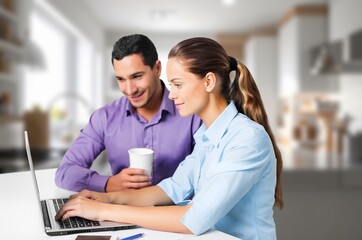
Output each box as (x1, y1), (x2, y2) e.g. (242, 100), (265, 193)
(0, 168), (239, 240)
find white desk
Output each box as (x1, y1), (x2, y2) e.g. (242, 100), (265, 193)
(0, 168), (239, 240)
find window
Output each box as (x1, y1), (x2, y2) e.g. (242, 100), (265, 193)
(24, 11), (67, 111)
(23, 7), (100, 148)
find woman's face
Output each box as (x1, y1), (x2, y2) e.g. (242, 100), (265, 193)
(167, 57), (209, 117)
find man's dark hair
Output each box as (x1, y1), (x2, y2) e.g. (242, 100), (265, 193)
(111, 34), (158, 68)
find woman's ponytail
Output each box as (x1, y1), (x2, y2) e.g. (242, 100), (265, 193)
(230, 60), (284, 209)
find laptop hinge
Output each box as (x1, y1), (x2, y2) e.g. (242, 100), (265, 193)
(41, 200), (51, 228)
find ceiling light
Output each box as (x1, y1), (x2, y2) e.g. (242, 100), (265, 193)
(222, 0), (236, 6)
(150, 9), (175, 21)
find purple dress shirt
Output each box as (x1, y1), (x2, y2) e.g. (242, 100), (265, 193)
(55, 84), (202, 192)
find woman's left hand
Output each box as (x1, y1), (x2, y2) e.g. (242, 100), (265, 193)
(55, 195), (107, 221)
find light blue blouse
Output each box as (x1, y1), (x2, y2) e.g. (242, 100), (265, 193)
(158, 101), (277, 240)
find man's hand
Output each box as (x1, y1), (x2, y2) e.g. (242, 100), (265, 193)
(69, 189), (113, 203)
(105, 168), (151, 192)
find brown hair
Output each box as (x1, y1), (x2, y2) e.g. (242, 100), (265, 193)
(168, 37), (283, 208)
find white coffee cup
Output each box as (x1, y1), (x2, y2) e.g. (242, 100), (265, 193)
(128, 148), (154, 176)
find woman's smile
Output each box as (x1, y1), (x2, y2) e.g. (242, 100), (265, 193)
(175, 102), (184, 109)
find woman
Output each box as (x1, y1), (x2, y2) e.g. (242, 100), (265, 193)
(56, 37), (283, 240)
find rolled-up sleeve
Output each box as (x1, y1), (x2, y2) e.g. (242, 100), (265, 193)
(181, 171), (254, 235)
(157, 152), (196, 205)
(181, 133), (271, 235)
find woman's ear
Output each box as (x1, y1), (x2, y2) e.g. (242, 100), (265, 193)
(204, 72), (217, 93)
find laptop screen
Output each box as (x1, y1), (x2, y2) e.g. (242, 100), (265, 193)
(24, 130), (43, 205)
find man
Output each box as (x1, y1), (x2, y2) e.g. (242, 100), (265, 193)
(55, 34), (201, 192)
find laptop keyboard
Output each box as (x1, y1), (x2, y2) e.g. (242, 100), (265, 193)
(53, 199), (100, 229)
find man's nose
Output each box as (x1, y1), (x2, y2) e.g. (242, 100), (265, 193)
(125, 80), (137, 95)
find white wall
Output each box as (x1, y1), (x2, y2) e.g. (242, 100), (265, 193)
(329, 0), (362, 43)
(245, 36), (278, 131)
(278, 17), (299, 97)
(47, 0), (104, 49)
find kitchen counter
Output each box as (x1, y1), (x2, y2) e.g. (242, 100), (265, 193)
(281, 143), (362, 170)
(0, 148), (66, 173)
(275, 146), (362, 240)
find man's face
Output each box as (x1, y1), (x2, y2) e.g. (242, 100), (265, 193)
(113, 54), (161, 109)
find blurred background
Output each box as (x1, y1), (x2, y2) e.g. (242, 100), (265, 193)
(0, 0), (362, 239)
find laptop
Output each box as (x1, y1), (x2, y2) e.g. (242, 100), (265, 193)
(24, 131), (137, 236)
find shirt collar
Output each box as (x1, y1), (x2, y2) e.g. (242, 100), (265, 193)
(195, 101), (239, 147)
(126, 80), (175, 116)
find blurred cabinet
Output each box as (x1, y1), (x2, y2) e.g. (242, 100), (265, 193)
(0, 0), (31, 116)
(277, 4), (340, 151)
(278, 4), (338, 97)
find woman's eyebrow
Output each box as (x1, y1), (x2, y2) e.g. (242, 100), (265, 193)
(169, 78), (180, 83)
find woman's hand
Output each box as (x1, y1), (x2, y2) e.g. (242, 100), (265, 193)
(55, 195), (109, 221)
